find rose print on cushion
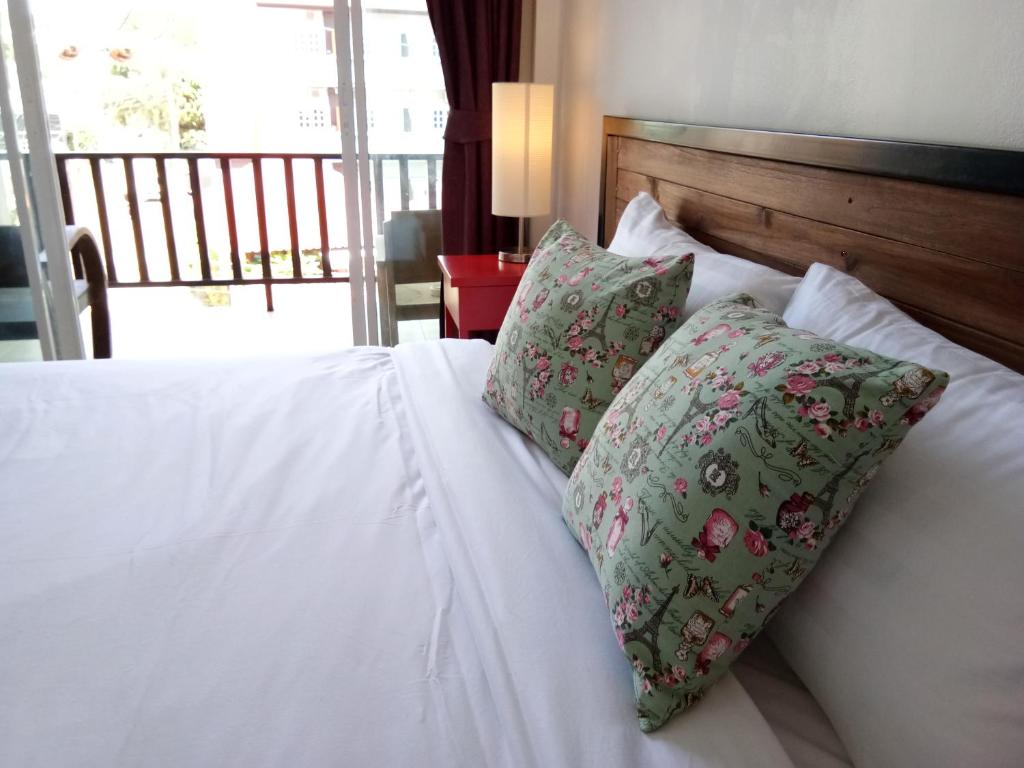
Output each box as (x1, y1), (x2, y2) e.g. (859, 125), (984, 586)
(562, 294), (949, 732)
(483, 220), (694, 475)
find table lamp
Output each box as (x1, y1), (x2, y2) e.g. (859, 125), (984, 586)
(492, 82), (554, 263)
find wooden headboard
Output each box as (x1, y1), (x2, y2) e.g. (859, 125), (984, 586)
(598, 117), (1024, 372)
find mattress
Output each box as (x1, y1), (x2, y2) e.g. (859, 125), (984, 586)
(0, 340), (840, 767)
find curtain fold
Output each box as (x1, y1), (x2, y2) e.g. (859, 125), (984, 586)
(426, 0), (522, 255)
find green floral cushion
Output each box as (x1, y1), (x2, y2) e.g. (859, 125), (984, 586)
(562, 294), (949, 732)
(483, 220), (695, 474)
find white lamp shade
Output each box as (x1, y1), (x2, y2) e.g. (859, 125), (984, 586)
(492, 82), (554, 218)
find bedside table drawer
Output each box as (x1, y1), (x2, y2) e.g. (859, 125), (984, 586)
(438, 254), (527, 339)
(443, 281), (518, 332)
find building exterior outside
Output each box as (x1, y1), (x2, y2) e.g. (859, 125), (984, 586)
(18, 0), (447, 291)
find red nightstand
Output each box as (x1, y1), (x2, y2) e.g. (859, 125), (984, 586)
(437, 254), (527, 339)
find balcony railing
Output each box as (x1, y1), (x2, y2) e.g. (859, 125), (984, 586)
(55, 151), (442, 310)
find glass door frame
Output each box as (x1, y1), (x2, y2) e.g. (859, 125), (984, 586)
(333, 0), (378, 346)
(3, 0), (84, 360)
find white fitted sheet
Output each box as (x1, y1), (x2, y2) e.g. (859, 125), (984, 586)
(1, 341), (797, 767)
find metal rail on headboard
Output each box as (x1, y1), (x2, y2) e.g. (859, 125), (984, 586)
(598, 116), (1024, 372)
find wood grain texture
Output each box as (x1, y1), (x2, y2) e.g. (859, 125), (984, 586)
(604, 126), (1024, 372)
(616, 137), (1024, 272)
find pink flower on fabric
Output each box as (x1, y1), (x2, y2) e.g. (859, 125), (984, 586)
(656, 425), (668, 442)
(695, 416), (712, 434)
(717, 391), (741, 409)
(813, 422), (832, 438)
(699, 434), (713, 446)
(614, 304), (627, 318)
(611, 476), (623, 504)
(796, 520), (816, 540)
(727, 328), (747, 338)
(711, 371), (733, 389)
(784, 374), (817, 395)
(674, 477), (688, 495)
(777, 492), (813, 532)
(535, 356), (550, 372)
(743, 529), (769, 557)
(713, 410), (733, 427)
(559, 362), (578, 386)
(869, 409), (885, 425)
(824, 360), (846, 373)
(643, 257), (669, 276)
(796, 361), (820, 374)
(660, 552), (673, 568)
(854, 416), (871, 431)
(567, 336), (583, 350)
(805, 401), (832, 421)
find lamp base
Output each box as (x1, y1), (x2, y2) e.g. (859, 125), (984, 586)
(498, 249), (531, 264)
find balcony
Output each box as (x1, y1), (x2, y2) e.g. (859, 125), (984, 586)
(46, 150), (443, 359)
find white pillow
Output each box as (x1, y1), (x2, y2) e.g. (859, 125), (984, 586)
(771, 263), (1024, 767)
(608, 192), (800, 317)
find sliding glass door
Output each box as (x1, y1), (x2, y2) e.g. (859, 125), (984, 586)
(333, 0), (446, 346)
(0, 0), (83, 361)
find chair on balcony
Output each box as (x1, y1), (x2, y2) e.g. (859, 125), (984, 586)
(377, 210), (443, 346)
(0, 225), (111, 358)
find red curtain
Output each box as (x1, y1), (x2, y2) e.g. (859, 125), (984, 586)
(426, 0), (521, 255)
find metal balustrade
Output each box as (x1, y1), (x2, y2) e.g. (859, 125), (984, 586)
(54, 151), (442, 310)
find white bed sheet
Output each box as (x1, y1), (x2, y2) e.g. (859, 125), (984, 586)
(732, 639), (851, 768)
(1, 341), (796, 767)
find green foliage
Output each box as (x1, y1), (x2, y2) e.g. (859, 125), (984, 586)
(65, 129), (97, 151)
(104, 66), (206, 150)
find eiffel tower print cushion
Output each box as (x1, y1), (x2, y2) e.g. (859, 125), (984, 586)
(483, 219), (695, 475)
(562, 293), (949, 732)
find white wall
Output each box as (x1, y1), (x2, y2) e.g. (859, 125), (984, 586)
(546, 0), (1024, 241)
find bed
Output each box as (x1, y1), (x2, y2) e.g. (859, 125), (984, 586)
(2, 118), (1022, 767)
